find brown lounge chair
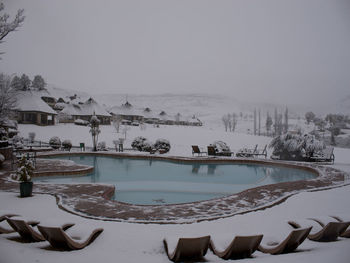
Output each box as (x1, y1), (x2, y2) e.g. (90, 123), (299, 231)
(163, 235), (210, 262)
(288, 220), (350, 242)
(192, 145), (207, 156)
(210, 235), (263, 260)
(258, 227), (312, 255)
(6, 217), (74, 242)
(37, 225), (103, 250)
(330, 216), (350, 238)
(0, 214), (18, 234)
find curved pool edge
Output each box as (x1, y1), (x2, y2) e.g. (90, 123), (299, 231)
(1, 151), (349, 224)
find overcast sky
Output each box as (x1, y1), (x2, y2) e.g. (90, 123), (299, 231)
(1, 0), (350, 106)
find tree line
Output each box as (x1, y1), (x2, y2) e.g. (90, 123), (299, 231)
(10, 74), (47, 91)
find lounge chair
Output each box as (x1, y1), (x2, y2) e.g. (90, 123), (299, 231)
(330, 216), (350, 238)
(253, 145), (267, 158)
(192, 145), (207, 156)
(288, 220), (349, 242)
(210, 235), (263, 260)
(6, 217), (74, 242)
(312, 217), (350, 239)
(310, 146), (335, 163)
(163, 235), (210, 262)
(207, 145), (216, 156)
(258, 227), (312, 255)
(37, 225), (103, 250)
(236, 145), (258, 158)
(0, 214), (18, 234)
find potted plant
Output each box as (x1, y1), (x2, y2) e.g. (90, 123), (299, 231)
(12, 155), (34, 197)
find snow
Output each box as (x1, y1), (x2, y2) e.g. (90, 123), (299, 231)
(1, 123), (349, 262)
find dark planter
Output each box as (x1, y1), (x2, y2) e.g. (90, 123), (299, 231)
(20, 181), (33, 197)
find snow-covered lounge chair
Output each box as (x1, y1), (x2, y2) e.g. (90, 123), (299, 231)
(253, 145), (267, 158)
(6, 217), (74, 242)
(0, 214), (18, 234)
(288, 219), (349, 242)
(191, 145), (207, 156)
(37, 225), (103, 250)
(163, 235), (210, 262)
(330, 216), (350, 238)
(258, 227), (312, 255)
(210, 235), (263, 260)
(310, 146), (335, 163)
(236, 145), (258, 158)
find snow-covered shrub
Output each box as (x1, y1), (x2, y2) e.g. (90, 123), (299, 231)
(211, 141), (231, 154)
(153, 139), (171, 153)
(131, 136), (152, 152)
(11, 155), (34, 182)
(269, 132), (324, 161)
(62, 139), (72, 150)
(49, 136), (61, 149)
(97, 141), (107, 151)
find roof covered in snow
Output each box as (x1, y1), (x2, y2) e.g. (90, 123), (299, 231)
(80, 98), (111, 116)
(15, 92), (57, 114)
(60, 98), (111, 117)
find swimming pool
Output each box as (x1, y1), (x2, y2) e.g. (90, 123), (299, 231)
(36, 155), (317, 205)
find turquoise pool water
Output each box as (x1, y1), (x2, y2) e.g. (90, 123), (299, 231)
(36, 155), (316, 205)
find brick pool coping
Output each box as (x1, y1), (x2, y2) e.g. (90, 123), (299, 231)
(1, 151), (349, 224)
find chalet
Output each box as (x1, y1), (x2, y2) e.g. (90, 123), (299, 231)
(109, 101), (144, 123)
(58, 98), (112, 125)
(15, 93), (57, 126)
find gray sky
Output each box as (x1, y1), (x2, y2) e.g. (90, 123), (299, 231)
(1, 0), (350, 106)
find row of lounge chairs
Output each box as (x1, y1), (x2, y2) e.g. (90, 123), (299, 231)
(192, 144), (267, 158)
(0, 214), (103, 250)
(164, 216), (350, 262)
(2, 213), (349, 259)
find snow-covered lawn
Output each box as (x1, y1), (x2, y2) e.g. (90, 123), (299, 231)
(17, 123), (275, 156)
(0, 123), (348, 262)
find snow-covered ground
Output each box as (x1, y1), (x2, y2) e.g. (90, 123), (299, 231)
(1, 184), (349, 263)
(1, 123), (349, 262)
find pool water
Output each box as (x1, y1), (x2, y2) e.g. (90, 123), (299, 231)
(36, 155), (316, 205)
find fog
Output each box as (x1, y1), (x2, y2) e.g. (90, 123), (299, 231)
(1, 0), (350, 107)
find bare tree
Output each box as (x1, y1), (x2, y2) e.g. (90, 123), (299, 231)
(253, 108), (257, 135)
(222, 114), (230, 132)
(223, 113), (238, 132)
(266, 112), (273, 135)
(0, 73), (17, 124)
(0, 3), (25, 56)
(284, 107), (289, 133)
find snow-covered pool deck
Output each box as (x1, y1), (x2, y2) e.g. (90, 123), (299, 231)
(1, 152), (349, 224)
